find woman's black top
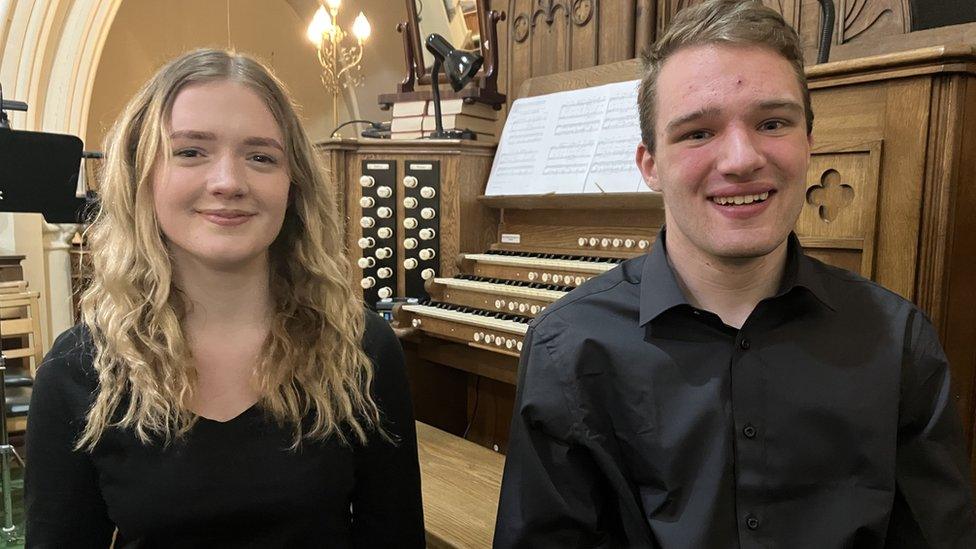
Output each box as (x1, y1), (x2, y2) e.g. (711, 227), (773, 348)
(25, 312), (425, 548)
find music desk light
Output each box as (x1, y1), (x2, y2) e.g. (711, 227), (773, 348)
(424, 33), (484, 140)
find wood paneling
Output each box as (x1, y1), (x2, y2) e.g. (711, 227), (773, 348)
(496, 0), (648, 122)
(657, 0), (912, 64)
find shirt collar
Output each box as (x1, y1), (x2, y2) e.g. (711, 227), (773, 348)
(782, 233), (837, 312)
(638, 228), (836, 327)
(639, 227), (691, 326)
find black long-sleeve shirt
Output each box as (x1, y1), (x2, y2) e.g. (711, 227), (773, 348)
(26, 311), (425, 548)
(495, 231), (976, 548)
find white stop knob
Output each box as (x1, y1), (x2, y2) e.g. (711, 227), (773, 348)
(420, 186), (436, 199)
(359, 196), (375, 208)
(357, 257), (375, 269)
(403, 197), (418, 209)
(376, 186), (393, 198)
(375, 247), (393, 259)
(403, 238), (418, 249)
(377, 267), (393, 279)
(418, 228), (436, 240)
(421, 268), (435, 280)
(359, 175), (375, 188)
(377, 227), (393, 239)
(360, 217), (375, 229)
(377, 287), (393, 299)
(357, 237), (375, 249)
(377, 207), (393, 219)
(418, 248), (436, 261)
(360, 277), (375, 289)
(420, 207), (436, 220)
(403, 175), (418, 188)
(403, 218), (418, 229)
(403, 258), (418, 269)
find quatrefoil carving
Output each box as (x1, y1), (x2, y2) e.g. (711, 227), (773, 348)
(806, 169), (854, 223)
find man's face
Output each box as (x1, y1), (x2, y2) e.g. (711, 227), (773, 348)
(636, 44), (811, 261)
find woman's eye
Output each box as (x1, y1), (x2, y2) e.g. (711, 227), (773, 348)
(174, 148), (202, 158)
(250, 154), (278, 164)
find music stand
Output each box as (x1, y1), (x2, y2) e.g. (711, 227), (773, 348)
(0, 127), (86, 541)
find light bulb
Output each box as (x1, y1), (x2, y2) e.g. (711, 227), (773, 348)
(352, 12), (371, 42)
(306, 7), (332, 44)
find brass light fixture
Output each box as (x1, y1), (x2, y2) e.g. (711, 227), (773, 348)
(306, 0), (371, 130)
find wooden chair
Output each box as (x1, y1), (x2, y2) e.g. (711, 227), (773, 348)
(0, 285), (43, 433)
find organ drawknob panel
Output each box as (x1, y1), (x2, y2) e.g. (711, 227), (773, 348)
(357, 161), (397, 307)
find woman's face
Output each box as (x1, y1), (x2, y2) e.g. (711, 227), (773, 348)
(152, 80), (291, 273)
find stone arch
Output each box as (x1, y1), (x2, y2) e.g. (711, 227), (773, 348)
(1, 0), (123, 139)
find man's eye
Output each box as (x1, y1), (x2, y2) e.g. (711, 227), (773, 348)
(174, 148), (202, 158)
(684, 130), (711, 141)
(759, 120), (788, 131)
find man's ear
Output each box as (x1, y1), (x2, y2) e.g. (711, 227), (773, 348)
(636, 143), (660, 192)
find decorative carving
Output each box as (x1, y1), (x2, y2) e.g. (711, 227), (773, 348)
(839, 0), (909, 43)
(513, 13), (530, 42)
(532, 0), (564, 26)
(806, 169), (855, 222)
(572, 0), (593, 26)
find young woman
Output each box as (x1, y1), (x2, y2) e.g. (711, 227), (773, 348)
(25, 49), (424, 547)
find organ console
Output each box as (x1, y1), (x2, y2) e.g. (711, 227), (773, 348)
(322, 46), (976, 484)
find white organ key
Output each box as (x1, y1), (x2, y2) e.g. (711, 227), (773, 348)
(401, 304), (529, 335)
(462, 253), (616, 274)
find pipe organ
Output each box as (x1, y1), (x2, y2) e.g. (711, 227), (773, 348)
(321, 45), (976, 486)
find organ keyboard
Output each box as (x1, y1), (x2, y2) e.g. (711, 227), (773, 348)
(394, 194), (663, 361)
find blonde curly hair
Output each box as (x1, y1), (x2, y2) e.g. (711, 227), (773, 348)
(77, 49), (380, 450)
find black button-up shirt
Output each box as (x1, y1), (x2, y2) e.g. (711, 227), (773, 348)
(495, 231), (975, 548)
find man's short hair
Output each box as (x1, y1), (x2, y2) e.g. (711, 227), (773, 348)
(638, 0), (813, 150)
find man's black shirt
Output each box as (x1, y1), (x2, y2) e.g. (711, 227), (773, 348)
(495, 231), (975, 548)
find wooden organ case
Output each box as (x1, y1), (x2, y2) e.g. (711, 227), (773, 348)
(350, 45), (976, 489)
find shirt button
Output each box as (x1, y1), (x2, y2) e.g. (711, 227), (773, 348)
(742, 424), (757, 439)
(746, 515), (760, 530)
(739, 338), (751, 350)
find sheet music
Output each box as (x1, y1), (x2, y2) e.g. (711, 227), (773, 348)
(485, 80), (648, 195)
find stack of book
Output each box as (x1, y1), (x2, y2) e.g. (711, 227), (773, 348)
(390, 99), (500, 141)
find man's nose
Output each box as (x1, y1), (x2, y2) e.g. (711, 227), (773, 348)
(716, 126), (766, 178)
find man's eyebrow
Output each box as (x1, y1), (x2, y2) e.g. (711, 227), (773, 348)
(753, 99), (804, 114)
(663, 99), (805, 134)
(664, 106), (722, 134)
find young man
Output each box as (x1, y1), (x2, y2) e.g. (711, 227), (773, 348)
(494, 1), (976, 547)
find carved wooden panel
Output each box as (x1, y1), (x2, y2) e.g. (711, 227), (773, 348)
(659, 0), (910, 63)
(498, 0), (645, 115)
(796, 140), (883, 277)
